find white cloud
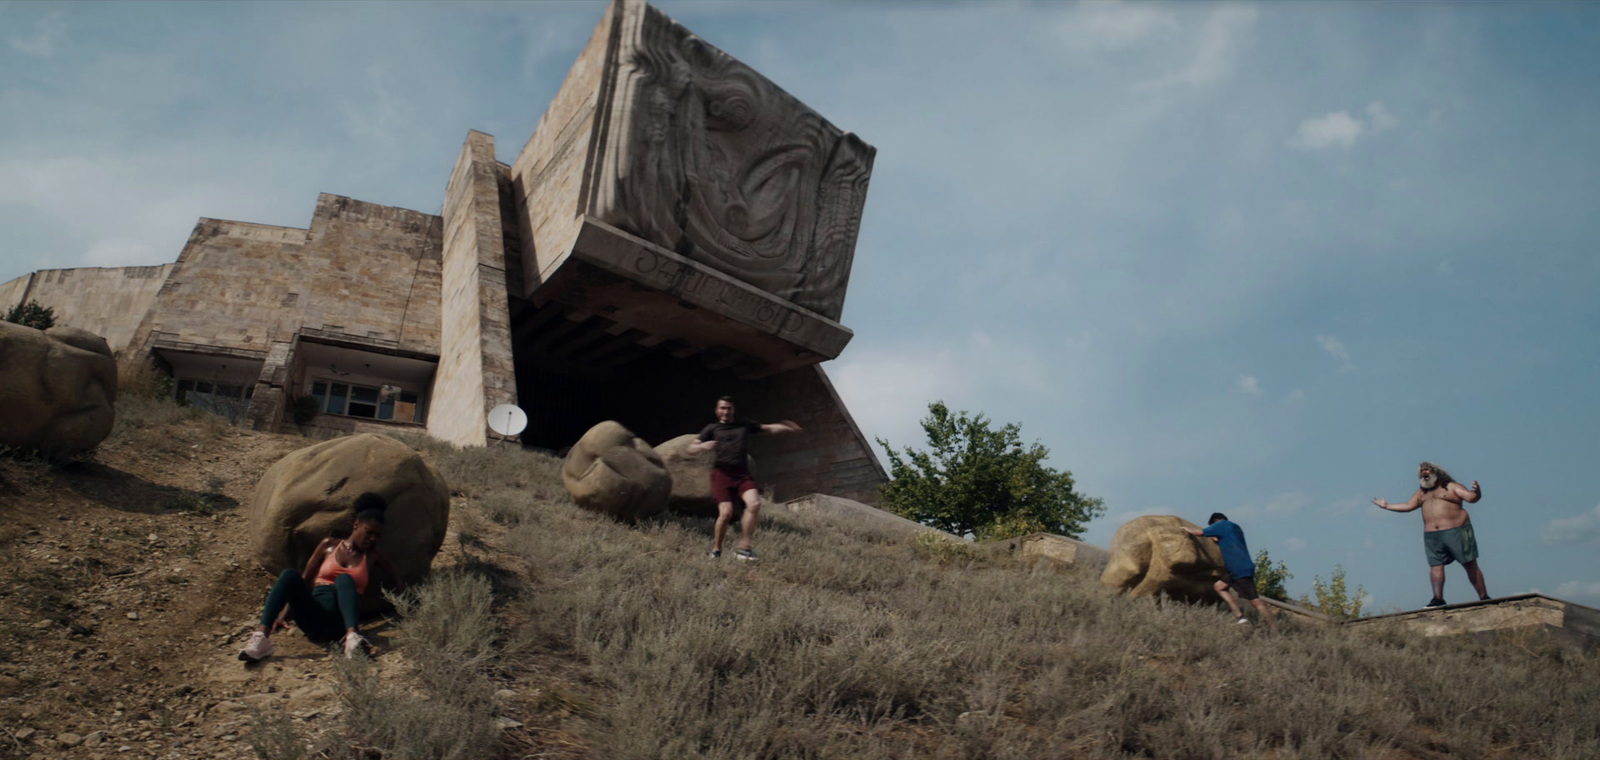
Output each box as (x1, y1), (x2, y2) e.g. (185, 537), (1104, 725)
(1291, 111), (1366, 151)
(8, 11), (65, 57)
(1291, 101), (1399, 151)
(1237, 374), (1262, 395)
(1540, 503), (1600, 545)
(1366, 100), (1399, 131)
(1316, 334), (1354, 372)
(1553, 580), (1600, 602)
(1138, 5), (1258, 89)
(1437, 259), (1456, 276)
(1284, 536), (1307, 551)
(1286, 388), (1305, 402)
(1058, 2), (1180, 52)
(830, 332), (1059, 461)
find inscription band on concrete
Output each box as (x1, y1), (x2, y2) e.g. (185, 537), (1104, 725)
(571, 217), (852, 359)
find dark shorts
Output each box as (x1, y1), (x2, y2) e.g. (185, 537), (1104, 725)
(1222, 575), (1260, 601)
(1424, 523), (1479, 567)
(711, 466), (758, 505)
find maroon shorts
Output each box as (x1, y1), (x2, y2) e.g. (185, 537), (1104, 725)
(711, 467), (758, 504)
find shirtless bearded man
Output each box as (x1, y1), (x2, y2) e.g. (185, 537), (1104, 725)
(1374, 462), (1488, 608)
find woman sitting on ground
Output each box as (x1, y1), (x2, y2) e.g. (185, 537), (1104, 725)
(239, 492), (406, 661)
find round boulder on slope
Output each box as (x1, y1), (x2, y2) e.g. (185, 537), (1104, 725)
(1100, 514), (1227, 603)
(247, 433), (450, 610)
(562, 421), (670, 522)
(654, 433), (720, 517)
(0, 322), (117, 456)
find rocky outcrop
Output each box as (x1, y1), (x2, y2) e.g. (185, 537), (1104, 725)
(562, 421), (670, 522)
(247, 433), (449, 609)
(654, 433), (719, 516)
(0, 322), (117, 456)
(1101, 515), (1227, 602)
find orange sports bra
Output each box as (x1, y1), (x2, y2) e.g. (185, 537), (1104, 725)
(315, 542), (370, 595)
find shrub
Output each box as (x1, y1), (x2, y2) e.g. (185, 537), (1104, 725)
(878, 401), (1104, 539)
(3, 299), (55, 330)
(1254, 548), (1294, 601)
(1300, 564), (1367, 620)
(289, 395), (319, 427)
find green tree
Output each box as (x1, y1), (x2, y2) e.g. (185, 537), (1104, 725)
(1253, 549), (1294, 601)
(3, 300), (56, 330)
(877, 401), (1104, 540)
(1299, 565), (1367, 620)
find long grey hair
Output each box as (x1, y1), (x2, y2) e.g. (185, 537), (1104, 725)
(1419, 461), (1454, 490)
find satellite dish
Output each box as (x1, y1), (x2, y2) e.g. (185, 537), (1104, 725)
(487, 404), (528, 438)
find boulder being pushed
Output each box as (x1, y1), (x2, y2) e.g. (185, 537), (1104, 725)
(654, 433), (719, 517)
(0, 322), (117, 456)
(248, 433), (449, 609)
(563, 421), (670, 522)
(1101, 515), (1228, 602)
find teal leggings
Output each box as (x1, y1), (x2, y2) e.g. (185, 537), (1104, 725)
(260, 569), (360, 642)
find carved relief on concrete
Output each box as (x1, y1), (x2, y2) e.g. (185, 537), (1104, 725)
(591, 3), (874, 322)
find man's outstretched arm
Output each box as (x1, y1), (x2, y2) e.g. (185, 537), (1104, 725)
(1448, 480), (1482, 503)
(760, 420), (803, 435)
(1374, 491), (1424, 512)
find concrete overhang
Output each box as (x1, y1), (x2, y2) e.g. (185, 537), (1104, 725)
(529, 218), (852, 378)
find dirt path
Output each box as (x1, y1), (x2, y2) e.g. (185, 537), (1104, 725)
(1, 423), (474, 760)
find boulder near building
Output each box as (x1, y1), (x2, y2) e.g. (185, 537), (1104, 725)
(0, 0), (885, 504)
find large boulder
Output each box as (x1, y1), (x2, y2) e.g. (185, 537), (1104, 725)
(248, 433), (449, 609)
(654, 433), (718, 516)
(562, 421), (670, 522)
(1101, 515), (1227, 602)
(0, 322), (117, 456)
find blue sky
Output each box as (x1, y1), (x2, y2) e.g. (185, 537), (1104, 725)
(3, 1), (1597, 612)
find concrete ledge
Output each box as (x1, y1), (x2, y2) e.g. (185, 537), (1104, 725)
(530, 218), (853, 377)
(984, 532), (1110, 571)
(784, 493), (962, 542)
(1345, 593), (1600, 650)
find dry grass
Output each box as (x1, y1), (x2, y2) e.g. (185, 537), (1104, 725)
(406, 441), (1600, 760)
(248, 571), (505, 760)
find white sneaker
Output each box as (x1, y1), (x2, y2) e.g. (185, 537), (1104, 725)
(342, 631), (370, 659)
(1236, 617), (1251, 625)
(238, 631), (273, 661)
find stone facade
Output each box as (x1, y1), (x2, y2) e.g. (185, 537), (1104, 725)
(0, 265), (175, 353)
(511, 0), (873, 379)
(429, 131), (520, 447)
(2, 0), (887, 505)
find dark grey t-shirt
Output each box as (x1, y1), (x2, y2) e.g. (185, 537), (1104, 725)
(697, 420), (762, 470)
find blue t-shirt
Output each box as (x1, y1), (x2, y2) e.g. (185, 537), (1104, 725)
(1201, 520), (1255, 579)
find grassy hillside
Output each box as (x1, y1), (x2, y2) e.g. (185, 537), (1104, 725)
(2, 398), (1597, 760)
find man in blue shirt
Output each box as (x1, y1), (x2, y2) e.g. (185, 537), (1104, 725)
(1184, 513), (1279, 632)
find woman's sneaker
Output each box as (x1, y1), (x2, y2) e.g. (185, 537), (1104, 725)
(735, 548), (758, 562)
(238, 632), (273, 662)
(343, 631), (371, 659)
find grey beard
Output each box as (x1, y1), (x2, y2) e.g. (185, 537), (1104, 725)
(1420, 474), (1439, 490)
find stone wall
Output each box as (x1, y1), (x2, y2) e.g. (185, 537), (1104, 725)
(126, 195), (444, 430)
(0, 274), (34, 315)
(511, 0), (616, 289)
(430, 131), (519, 447)
(0, 265), (175, 353)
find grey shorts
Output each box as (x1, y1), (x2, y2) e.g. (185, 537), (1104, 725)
(1424, 523), (1479, 567)
(1222, 575), (1260, 601)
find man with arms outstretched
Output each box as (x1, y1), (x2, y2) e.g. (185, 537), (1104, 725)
(1183, 513), (1279, 632)
(1374, 461), (1488, 608)
(689, 396), (802, 561)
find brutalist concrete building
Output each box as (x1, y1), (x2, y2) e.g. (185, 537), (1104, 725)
(0, 0), (885, 504)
